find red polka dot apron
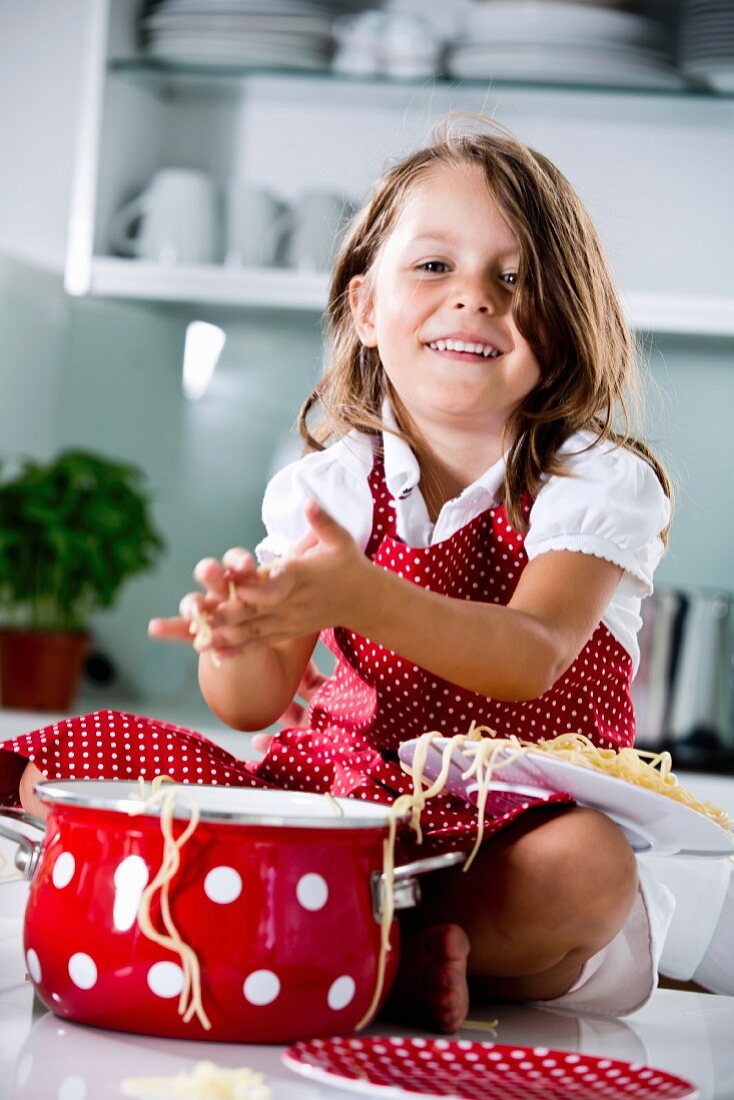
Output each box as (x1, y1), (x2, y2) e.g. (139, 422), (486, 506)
(252, 451), (636, 853)
(0, 452), (635, 857)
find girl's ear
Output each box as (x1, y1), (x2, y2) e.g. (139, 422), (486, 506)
(348, 274), (377, 347)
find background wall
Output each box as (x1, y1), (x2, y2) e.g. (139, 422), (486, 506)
(0, 257), (326, 703)
(0, 0), (732, 715)
(1, 249), (732, 710)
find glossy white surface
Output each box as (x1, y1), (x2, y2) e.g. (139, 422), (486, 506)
(1, 900), (734, 1100)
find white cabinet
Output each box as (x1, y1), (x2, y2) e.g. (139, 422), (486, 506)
(5, 0), (734, 335)
(0, 0), (98, 274)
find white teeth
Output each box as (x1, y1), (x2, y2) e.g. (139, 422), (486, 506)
(428, 339), (499, 358)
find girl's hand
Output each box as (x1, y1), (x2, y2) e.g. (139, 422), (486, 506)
(223, 500), (371, 649)
(251, 657), (327, 752)
(147, 547), (260, 654)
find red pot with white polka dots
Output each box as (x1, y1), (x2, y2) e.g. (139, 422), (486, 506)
(4, 782), (461, 1043)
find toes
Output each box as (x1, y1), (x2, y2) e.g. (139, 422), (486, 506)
(422, 923), (470, 962)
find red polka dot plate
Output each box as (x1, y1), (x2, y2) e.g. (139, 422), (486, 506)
(282, 1037), (698, 1099)
(398, 739), (734, 857)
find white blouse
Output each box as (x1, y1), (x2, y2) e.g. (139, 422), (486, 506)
(256, 407), (671, 674)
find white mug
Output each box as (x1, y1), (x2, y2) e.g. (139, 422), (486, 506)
(284, 191), (355, 272)
(109, 169), (221, 265)
(224, 183), (287, 268)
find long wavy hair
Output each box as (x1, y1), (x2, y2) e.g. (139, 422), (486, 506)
(299, 116), (671, 539)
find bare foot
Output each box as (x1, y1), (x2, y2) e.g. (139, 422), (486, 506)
(19, 763), (49, 821)
(383, 923), (470, 1034)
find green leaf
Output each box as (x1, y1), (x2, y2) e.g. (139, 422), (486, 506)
(0, 449), (166, 630)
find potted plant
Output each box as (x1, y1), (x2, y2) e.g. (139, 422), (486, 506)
(0, 450), (165, 710)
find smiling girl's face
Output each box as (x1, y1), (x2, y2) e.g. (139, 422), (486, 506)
(349, 163), (542, 448)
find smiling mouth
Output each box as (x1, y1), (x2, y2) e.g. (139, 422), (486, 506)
(426, 339), (502, 360)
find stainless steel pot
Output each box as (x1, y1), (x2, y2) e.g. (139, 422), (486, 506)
(632, 587), (734, 759)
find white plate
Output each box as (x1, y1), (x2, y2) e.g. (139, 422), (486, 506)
(148, 41), (329, 66)
(147, 15), (334, 33)
(462, 1), (660, 48)
(158, 0), (328, 10)
(454, 41), (670, 65)
(448, 53), (685, 89)
(398, 738), (734, 856)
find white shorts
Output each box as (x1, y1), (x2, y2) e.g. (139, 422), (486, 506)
(534, 859), (676, 1017)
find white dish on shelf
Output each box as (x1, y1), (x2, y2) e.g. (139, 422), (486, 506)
(147, 40), (329, 67)
(462, 1), (661, 48)
(150, 28), (331, 46)
(146, 15), (334, 34)
(397, 737), (734, 857)
(156, 0), (329, 11)
(448, 48), (685, 89)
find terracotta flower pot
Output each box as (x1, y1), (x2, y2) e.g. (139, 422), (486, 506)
(0, 630), (89, 711)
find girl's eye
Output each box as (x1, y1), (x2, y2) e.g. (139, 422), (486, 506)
(418, 260), (450, 274)
(501, 272), (518, 287)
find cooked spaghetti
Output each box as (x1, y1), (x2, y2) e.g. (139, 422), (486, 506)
(131, 777), (211, 1031)
(189, 581), (239, 662)
(121, 1060), (272, 1099)
(400, 723), (732, 873)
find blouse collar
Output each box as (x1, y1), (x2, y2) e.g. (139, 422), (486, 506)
(380, 398), (508, 510)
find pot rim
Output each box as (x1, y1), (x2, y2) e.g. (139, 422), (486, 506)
(35, 779), (411, 831)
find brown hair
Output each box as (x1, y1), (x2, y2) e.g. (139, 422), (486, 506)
(299, 115), (671, 539)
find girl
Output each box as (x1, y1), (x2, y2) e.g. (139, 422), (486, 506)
(11, 119), (675, 1031)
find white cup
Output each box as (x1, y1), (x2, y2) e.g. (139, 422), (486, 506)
(109, 169), (221, 265)
(284, 191), (355, 272)
(224, 183), (287, 268)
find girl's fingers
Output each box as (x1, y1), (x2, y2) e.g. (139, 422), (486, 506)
(148, 617), (196, 643)
(231, 568), (291, 609)
(193, 557), (229, 598)
(300, 659), (327, 697)
(293, 528), (319, 556)
(278, 699), (308, 729)
(200, 615), (285, 648)
(222, 547), (256, 575)
(179, 591), (207, 620)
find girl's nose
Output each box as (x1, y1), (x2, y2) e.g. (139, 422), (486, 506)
(452, 280), (503, 315)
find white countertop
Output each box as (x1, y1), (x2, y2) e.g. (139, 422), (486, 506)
(1, 901), (734, 1100)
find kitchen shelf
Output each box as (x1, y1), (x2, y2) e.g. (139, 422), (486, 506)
(620, 292), (734, 338)
(87, 256), (329, 310)
(86, 256), (734, 336)
(109, 56), (730, 102)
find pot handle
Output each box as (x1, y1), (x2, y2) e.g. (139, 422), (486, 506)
(371, 850), (466, 923)
(0, 808), (45, 881)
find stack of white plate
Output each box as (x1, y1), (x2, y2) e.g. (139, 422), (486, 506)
(447, 0), (685, 89)
(140, 0), (358, 71)
(679, 0), (734, 92)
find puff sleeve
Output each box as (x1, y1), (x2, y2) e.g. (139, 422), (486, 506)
(524, 435), (671, 598)
(256, 438), (374, 565)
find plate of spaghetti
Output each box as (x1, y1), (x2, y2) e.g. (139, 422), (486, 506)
(398, 728), (734, 858)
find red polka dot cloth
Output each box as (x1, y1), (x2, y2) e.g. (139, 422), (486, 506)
(283, 1036), (696, 1099)
(0, 453), (635, 857)
(0, 710), (267, 808)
